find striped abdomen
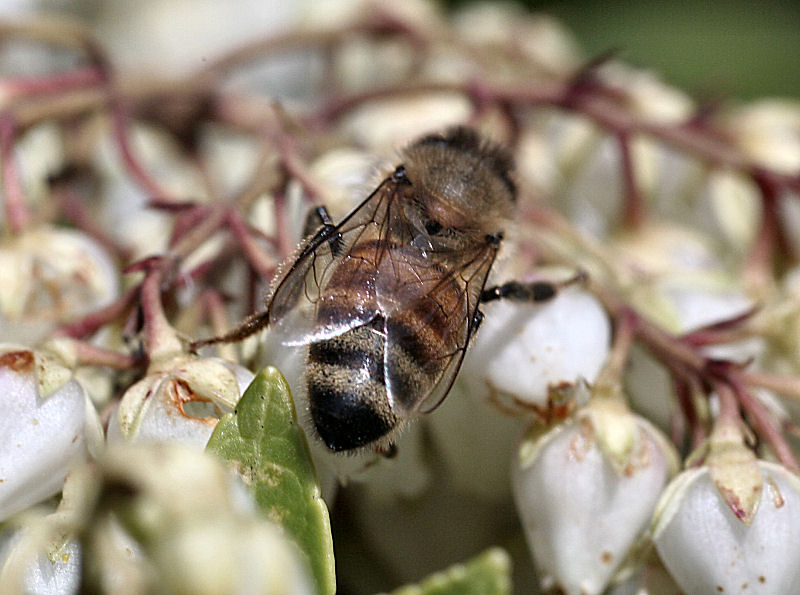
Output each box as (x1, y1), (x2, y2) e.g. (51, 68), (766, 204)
(306, 243), (466, 451)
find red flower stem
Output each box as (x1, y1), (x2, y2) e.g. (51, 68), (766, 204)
(730, 372), (800, 471)
(140, 264), (181, 357)
(606, 308), (637, 381)
(674, 375), (707, 450)
(200, 289), (236, 361)
(200, 289), (230, 337)
(617, 131), (646, 229)
(595, 285), (707, 372)
(6, 66), (105, 98)
(0, 113), (31, 233)
(713, 380), (741, 428)
(227, 209), (277, 279)
(109, 97), (176, 201)
(55, 286), (139, 339)
(55, 187), (130, 260)
(277, 133), (327, 204)
(68, 339), (136, 369)
(743, 175), (779, 291)
(169, 205), (213, 248)
(740, 370), (800, 403)
(272, 190), (293, 260)
(169, 204), (228, 260)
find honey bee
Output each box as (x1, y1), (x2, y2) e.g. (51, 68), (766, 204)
(194, 127), (559, 452)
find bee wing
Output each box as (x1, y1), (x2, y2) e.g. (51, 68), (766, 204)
(381, 241), (499, 418)
(266, 177), (397, 346)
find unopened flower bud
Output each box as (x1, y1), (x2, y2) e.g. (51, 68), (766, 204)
(0, 226), (118, 345)
(722, 99), (800, 175)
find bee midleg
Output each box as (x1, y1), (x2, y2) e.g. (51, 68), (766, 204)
(191, 207), (343, 351)
(480, 271), (586, 304)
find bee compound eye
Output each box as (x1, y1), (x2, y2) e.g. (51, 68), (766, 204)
(424, 219), (443, 235)
(392, 165), (408, 183)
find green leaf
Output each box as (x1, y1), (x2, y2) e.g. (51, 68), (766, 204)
(207, 366), (335, 595)
(384, 548), (512, 595)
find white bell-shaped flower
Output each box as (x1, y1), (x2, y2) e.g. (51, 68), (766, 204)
(652, 460), (800, 593)
(513, 397), (677, 595)
(107, 354), (253, 448)
(0, 346), (102, 522)
(463, 284), (610, 414)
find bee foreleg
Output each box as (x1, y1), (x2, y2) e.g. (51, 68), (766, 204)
(304, 205), (344, 257)
(472, 308), (484, 332)
(480, 271), (586, 304)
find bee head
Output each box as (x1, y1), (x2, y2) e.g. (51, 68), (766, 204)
(413, 127), (516, 198)
(400, 127), (517, 238)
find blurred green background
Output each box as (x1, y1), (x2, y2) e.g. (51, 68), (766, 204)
(447, 0), (800, 100)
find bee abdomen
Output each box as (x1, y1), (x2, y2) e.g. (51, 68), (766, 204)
(306, 325), (397, 452)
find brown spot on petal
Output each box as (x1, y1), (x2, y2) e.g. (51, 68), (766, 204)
(717, 586), (724, 592)
(600, 551), (613, 564)
(759, 576), (766, 584)
(168, 379), (221, 425)
(569, 418), (595, 461)
(623, 429), (654, 477)
(766, 476), (785, 508)
(32, 418), (39, 425)
(0, 350), (34, 373)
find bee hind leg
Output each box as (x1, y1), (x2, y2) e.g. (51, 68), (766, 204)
(480, 271), (586, 304)
(189, 309), (271, 351)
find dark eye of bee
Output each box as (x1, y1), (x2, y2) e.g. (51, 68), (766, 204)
(392, 165), (408, 184)
(424, 220), (443, 235)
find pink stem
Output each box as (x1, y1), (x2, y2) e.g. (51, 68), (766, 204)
(109, 98), (176, 201)
(743, 175), (778, 290)
(6, 66), (105, 98)
(730, 372), (800, 471)
(617, 131), (645, 229)
(0, 113), (31, 233)
(139, 264), (182, 357)
(55, 286), (139, 339)
(70, 339), (136, 369)
(227, 209), (277, 278)
(55, 187), (130, 260)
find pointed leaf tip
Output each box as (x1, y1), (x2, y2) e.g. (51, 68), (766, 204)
(207, 366), (335, 595)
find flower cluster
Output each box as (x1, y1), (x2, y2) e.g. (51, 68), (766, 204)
(1, 1), (800, 593)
